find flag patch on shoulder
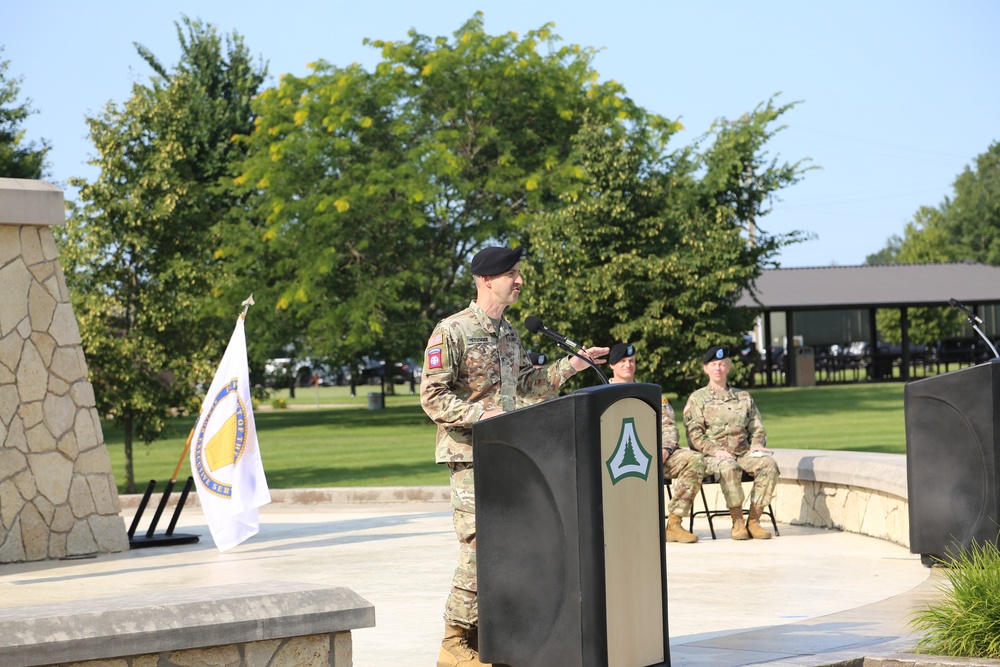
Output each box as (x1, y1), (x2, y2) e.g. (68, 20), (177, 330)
(428, 333), (443, 347)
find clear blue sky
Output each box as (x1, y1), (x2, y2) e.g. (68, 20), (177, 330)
(5, 1), (998, 267)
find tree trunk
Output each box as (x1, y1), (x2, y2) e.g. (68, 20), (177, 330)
(124, 415), (136, 494)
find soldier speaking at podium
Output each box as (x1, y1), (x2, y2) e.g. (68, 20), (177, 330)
(420, 245), (609, 667)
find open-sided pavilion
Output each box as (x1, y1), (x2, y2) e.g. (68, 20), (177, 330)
(737, 262), (1000, 386)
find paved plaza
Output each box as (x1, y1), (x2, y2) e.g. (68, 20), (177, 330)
(0, 491), (938, 667)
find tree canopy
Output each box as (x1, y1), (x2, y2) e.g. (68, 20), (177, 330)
(0, 48), (50, 179)
(54, 13), (812, 445)
(57, 18), (267, 491)
(867, 141), (1000, 344)
(221, 13), (673, 372)
(523, 101), (808, 393)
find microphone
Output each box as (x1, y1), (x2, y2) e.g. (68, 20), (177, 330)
(524, 316), (583, 350)
(949, 298), (983, 324)
(524, 316), (608, 384)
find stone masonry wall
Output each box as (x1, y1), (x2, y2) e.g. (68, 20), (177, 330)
(697, 454), (910, 548)
(35, 632), (353, 667)
(0, 187), (129, 562)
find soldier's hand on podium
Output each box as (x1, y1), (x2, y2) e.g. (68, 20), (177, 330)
(480, 408), (505, 421)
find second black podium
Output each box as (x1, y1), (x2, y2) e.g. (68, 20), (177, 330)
(905, 360), (1000, 565)
(473, 383), (669, 667)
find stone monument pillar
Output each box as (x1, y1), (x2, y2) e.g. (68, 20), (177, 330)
(0, 178), (129, 563)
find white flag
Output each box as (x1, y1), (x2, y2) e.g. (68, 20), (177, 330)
(191, 315), (270, 551)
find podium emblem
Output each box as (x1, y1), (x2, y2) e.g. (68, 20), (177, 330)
(605, 417), (653, 484)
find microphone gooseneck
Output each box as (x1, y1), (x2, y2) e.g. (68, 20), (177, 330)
(524, 316), (609, 384)
(948, 298), (999, 360)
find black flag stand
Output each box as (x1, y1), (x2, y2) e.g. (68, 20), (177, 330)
(128, 427), (200, 549)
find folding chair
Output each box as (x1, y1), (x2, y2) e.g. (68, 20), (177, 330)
(689, 471), (779, 539)
(666, 472), (779, 540)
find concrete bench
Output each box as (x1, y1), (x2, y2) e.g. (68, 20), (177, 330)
(0, 581), (375, 667)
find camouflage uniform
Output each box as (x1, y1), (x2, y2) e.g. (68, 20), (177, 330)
(515, 389), (553, 408)
(683, 384), (779, 510)
(661, 396), (706, 517)
(420, 301), (577, 629)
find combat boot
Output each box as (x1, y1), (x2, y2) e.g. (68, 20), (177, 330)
(747, 505), (773, 540)
(438, 624), (492, 667)
(665, 514), (698, 543)
(729, 507), (749, 541)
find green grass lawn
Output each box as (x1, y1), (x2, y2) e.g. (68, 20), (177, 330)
(104, 382), (908, 494)
(746, 383), (905, 453)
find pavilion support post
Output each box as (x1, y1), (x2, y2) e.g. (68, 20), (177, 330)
(901, 307), (910, 381)
(785, 310), (795, 386)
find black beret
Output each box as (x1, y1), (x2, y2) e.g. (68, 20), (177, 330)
(527, 351), (546, 366)
(608, 343), (635, 365)
(703, 345), (730, 364)
(470, 246), (524, 276)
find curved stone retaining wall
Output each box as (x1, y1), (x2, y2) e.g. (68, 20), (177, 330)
(696, 448), (910, 547)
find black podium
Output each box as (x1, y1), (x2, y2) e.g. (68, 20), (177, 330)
(473, 383), (669, 667)
(905, 360), (1000, 565)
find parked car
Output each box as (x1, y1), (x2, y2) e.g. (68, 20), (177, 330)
(393, 359), (422, 385)
(352, 356), (421, 386)
(265, 358), (346, 388)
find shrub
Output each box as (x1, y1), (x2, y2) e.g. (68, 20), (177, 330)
(270, 397), (288, 410)
(911, 539), (1000, 658)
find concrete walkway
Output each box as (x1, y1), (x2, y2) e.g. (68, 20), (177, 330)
(0, 489), (940, 667)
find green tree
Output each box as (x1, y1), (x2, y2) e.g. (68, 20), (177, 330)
(869, 207), (964, 345)
(524, 100), (809, 394)
(942, 142), (1000, 265)
(0, 47), (50, 179)
(867, 143), (1000, 345)
(223, 13), (661, 373)
(58, 18), (266, 492)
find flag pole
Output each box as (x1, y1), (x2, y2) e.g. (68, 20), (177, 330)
(170, 427), (196, 483)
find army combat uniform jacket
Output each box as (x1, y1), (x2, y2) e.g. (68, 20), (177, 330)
(662, 397), (680, 452)
(683, 384), (766, 456)
(421, 301), (577, 463)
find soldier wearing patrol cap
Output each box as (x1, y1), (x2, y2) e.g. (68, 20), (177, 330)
(420, 245), (609, 667)
(683, 344), (780, 540)
(607, 343), (705, 543)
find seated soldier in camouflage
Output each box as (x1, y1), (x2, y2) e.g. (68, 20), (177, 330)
(606, 342), (705, 543)
(683, 345), (779, 540)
